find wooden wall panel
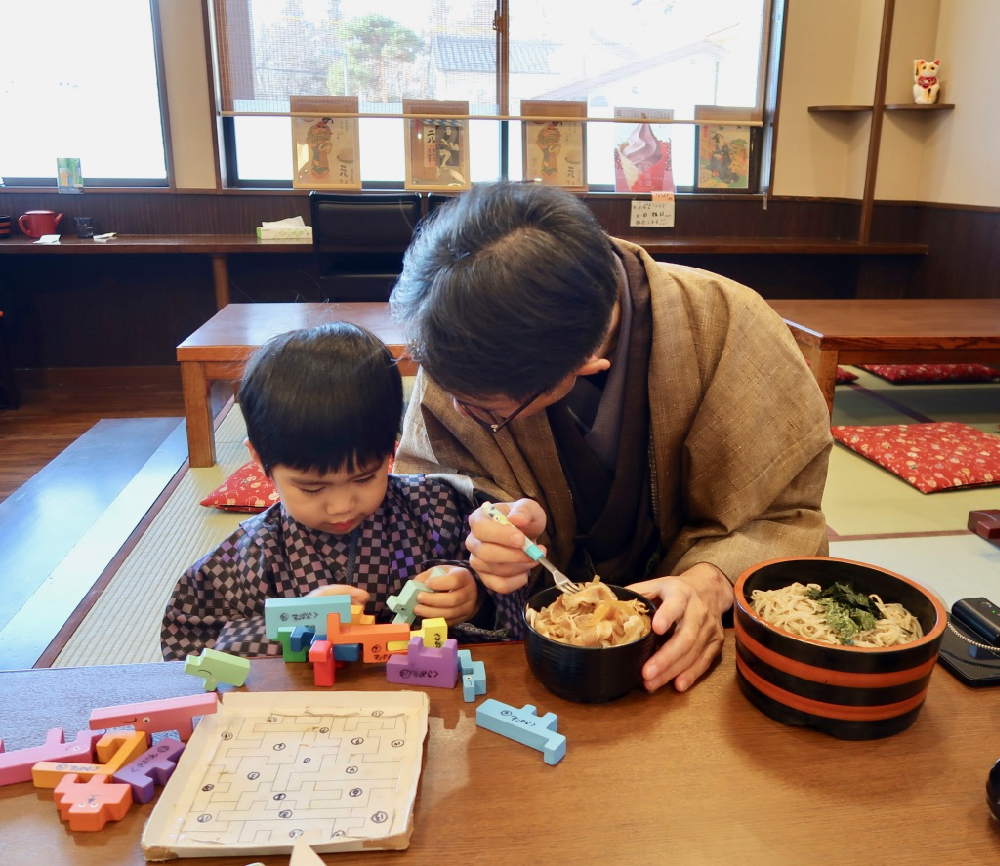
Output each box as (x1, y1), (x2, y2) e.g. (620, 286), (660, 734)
(1, 191), (997, 369)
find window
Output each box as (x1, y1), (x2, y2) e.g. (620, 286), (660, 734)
(0, 1), (168, 186)
(212, 0), (771, 190)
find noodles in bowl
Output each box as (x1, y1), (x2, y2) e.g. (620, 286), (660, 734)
(734, 556), (947, 740)
(525, 579), (651, 648)
(750, 581), (923, 647)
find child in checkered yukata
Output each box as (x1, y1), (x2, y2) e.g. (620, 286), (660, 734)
(161, 322), (481, 660)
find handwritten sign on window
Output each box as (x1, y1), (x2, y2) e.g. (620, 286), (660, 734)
(630, 193), (675, 228)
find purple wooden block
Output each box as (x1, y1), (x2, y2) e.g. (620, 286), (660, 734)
(386, 637), (458, 688)
(111, 737), (185, 803)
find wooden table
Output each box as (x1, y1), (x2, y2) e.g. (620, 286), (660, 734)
(177, 302), (412, 467)
(1, 638), (997, 866)
(768, 299), (1000, 415)
(0, 234), (313, 311)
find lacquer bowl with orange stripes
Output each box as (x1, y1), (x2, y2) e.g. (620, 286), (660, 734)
(733, 557), (947, 740)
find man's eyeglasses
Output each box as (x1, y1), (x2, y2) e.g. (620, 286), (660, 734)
(455, 388), (546, 434)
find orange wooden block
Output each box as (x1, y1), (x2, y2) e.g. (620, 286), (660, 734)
(325, 613), (410, 663)
(32, 731), (147, 788)
(53, 773), (133, 831)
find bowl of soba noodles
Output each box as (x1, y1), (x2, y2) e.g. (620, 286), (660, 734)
(523, 580), (657, 703)
(734, 556), (947, 740)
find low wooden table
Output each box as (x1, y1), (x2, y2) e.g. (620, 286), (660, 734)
(1, 637), (997, 866)
(768, 299), (1000, 415)
(177, 303), (412, 467)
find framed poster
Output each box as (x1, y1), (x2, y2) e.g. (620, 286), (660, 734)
(693, 105), (757, 192)
(403, 100), (471, 191)
(291, 96), (360, 190)
(613, 107), (675, 194)
(521, 100), (587, 191)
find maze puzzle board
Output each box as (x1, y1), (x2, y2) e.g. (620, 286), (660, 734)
(142, 691), (429, 860)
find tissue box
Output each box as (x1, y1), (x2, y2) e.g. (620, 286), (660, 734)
(256, 226), (313, 240)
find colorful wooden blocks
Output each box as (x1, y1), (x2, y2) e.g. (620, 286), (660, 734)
(53, 773), (133, 831)
(276, 625), (313, 662)
(33, 730), (148, 788)
(475, 699), (566, 765)
(184, 647), (250, 691)
(386, 637), (459, 688)
(388, 617), (448, 652)
(90, 693), (219, 742)
(0, 728), (102, 787)
(325, 613), (409, 663)
(111, 737), (185, 803)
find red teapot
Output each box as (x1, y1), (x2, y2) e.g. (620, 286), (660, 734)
(19, 210), (63, 238)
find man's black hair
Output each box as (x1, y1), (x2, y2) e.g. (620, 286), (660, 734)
(391, 181), (617, 400)
(240, 321), (402, 475)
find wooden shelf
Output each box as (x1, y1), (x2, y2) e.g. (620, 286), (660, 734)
(622, 237), (927, 256)
(808, 105), (873, 113)
(885, 103), (955, 111)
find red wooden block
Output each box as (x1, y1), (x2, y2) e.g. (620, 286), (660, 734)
(969, 509), (1000, 543)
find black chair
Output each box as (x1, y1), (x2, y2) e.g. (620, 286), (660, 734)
(309, 191), (423, 302)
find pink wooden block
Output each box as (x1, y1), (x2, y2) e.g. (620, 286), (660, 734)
(89, 692), (218, 741)
(386, 637), (459, 688)
(53, 773), (133, 831)
(111, 737), (185, 803)
(325, 613), (410, 663)
(0, 728), (102, 787)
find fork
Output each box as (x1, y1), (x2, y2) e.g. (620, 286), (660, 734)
(481, 503), (583, 595)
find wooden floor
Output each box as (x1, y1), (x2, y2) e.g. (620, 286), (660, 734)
(0, 366), (186, 503)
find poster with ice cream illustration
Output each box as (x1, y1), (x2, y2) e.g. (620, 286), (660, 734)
(613, 108), (675, 194)
(291, 96), (361, 190)
(521, 100), (588, 191)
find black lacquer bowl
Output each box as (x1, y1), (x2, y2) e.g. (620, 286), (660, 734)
(523, 584), (657, 703)
(734, 556), (947, 740)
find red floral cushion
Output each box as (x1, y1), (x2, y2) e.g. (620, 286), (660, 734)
(831, 421), (1000, 493)
(836, 366), (858, 384)
(200, 461), (279, 513)
(859, 363), (1000, 384)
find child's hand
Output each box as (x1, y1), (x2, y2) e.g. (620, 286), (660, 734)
(412, 565), (478, 626)
(306, 584), (370, 605)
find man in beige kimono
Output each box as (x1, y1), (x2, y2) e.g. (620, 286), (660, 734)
(390, 181), (832, 694)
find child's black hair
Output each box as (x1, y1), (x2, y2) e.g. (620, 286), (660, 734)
(239, 321), (403, 475)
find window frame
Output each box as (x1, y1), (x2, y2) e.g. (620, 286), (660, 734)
(0, 0), (173, 189)
(210, 0), (779, 193)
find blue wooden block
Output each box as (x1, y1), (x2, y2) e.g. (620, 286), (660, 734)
(475, 699), (565, 765)
(460, 658), (486, 701)
(333, 643), (361, 662)
(276, 626), (311, 662)
(386, 580), (429, 626)
(264, 595), (352, 640)
(289, 625), (316, 652)
(458, 649), (474, 675)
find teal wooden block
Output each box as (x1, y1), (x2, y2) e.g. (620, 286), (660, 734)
(386, 579), (429, 626)
(265, 595), (352, 639)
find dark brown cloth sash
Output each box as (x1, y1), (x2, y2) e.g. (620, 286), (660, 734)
(546, 243), (660, 583)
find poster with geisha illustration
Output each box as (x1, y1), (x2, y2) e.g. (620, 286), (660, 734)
(403, 100), (471, 191)
(291, 96), (361, 189)
(521, 100), (587, 191)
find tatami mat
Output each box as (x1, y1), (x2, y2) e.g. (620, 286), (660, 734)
(829, 534), (1000, 609)
(52, 408), (251, 667)
(824, 372), (1000, 536)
